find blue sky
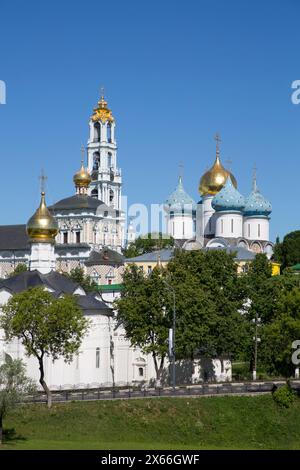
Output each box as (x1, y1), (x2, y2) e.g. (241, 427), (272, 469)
(0, 0), (299, 240)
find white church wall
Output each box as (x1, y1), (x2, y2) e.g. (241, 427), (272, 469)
(243, 216), (269, 241)
(215, 212), (243, 238)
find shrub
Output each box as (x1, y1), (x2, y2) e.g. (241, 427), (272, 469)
(272, 384), (296, 408)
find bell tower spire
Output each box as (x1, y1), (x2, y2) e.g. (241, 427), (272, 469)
(87, 90), (122, 211)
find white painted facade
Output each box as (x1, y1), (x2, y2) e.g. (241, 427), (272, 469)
(215, 212), (244, 239)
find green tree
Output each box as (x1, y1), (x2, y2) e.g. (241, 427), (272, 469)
(0, 287), (89, 408)
(0, 357), (35, 444)
(65, 267), (98, 293)
(273, 231), (300, 269)
(116, 264), (171, 383)
(124, 232), (174, 258)
(8, 263), (27, 277)
(167, 250), (248, 369)
(260, 286), (300, 377)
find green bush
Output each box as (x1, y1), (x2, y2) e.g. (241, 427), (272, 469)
(272, 384), (296, 408)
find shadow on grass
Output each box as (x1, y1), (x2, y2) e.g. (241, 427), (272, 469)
(3, 428), (27, 445)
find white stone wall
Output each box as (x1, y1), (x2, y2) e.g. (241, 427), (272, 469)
(243, 216), (269, 241)
(215, 212), (244, 238)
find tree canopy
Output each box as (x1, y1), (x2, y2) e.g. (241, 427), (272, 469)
(273, 231), (300, 270)
(123, 232), (174, 258)
(0, 287), (89, 407)
(64, 267), (98, 293)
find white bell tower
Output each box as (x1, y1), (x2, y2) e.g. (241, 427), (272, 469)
(87, 91), (122, 211)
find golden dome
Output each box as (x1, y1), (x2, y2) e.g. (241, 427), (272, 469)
(91, 94), (114, 123)
(73, 161), (92, 189)
(27, 192), (58, 243)
(199, 135), (237, 196)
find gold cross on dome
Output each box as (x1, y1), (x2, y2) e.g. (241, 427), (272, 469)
(39, 169), (47, 193)
(225, 158), (232, 171)
(100, 86), (105, 98)
(81, 145), (85, 165)
(215, 132), (221, 145)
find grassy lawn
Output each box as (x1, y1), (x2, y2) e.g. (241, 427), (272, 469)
(1, 395), (300, 450)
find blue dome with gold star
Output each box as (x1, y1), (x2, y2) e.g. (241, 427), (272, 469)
(165, 176), (196, 214)
(212, 177), (245, 212)
(244, 185), (272, 217)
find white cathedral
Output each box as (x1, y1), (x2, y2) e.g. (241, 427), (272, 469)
(164, 134), (273, 258)
(0, 96), (273, 390)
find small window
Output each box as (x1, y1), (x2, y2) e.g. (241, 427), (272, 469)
(108, 152), (112, 168)
(258, 224), (261, 237)
(104, 211), (108, 217)
(76, 231), (81, 244)
(182, 221), (185, 236)
(221, 219), (224, 234)
(63, 232), (68, 244)
(107, 122), (112, 143)
(170, 211), (174, 219)
(147, 266), (152, 275)
(248, 224), (250, 237)
(138, 367), (144, 377)
(96, 348), (100, 369)
(231, 219), (234, 233)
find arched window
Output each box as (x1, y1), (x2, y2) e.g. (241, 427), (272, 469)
(91, 188), (98, 199)
(93, 152), (100, 170)
(94, 122), (101, 142)
(107, 122), (111, 142)
(96, 348), (100, 369)
(138, 367), (144, 377)
(107, 152), (112, 168)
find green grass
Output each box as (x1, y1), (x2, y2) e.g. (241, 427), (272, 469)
(1, 395), (300, 450)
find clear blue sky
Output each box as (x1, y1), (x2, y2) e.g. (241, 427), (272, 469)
(0, 0), (299, 240)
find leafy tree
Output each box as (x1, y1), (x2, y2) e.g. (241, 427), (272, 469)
(0, 357), (35, 444)
(8, 263), (27, 278)
(116, 264), (171, 383)
(0, 287), (89, 408)
(124, 232), (174, 258)
(273, 231), (300, 269)
(260, 286), (300, 377)
(167, 250), (248, 369)
(65, 267), (98, 293)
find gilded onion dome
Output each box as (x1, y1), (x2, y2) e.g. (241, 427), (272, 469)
(199, 135), (237, 196)
(27, 192), (58, 243)
(212, 177), (245, 212)
(91, 94), (114, 123)
(73, 161), (92, 189)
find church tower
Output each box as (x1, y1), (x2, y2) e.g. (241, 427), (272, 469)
(87, 91), (122, 211)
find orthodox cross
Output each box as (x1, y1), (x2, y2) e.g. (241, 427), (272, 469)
(215, 132), (221, 153)
(81, 145), (85, 165)
(225, 158), (233, 171)
(39, 169), (47, 193)
(253, 164), (257, 191)
(179, 161), (184, 182)
(100, 86), (105, 99)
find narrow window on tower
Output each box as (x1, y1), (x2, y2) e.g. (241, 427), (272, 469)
(94, 122), (101, 142)
(183, 221), (185, 236)
(248, 224), (250, 237)
(221, 219), (224, 234)
(231, 219), (234, 233)
(107, 122), (112, 143)
(96, 348), (100, 369)
(63, 232), (68, 244)
(76, 231), (81, 244)
(258, 224), (261, 237)
(107, 152), (112, 168)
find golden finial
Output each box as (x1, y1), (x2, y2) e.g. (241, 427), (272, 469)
(215, 133), (221, 158)
(26, 189), (58, 243)
(39, 169), (47, 193)
(81, 144), (85, 165)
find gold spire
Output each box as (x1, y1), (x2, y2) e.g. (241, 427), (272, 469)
(91, 89), (114, 123)
(73, 146), (91, 192)
(26, 192), (58, 243)
(199, 133), (237, 196)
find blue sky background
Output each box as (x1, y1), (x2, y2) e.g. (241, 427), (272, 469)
(0, 0), (299, 240)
